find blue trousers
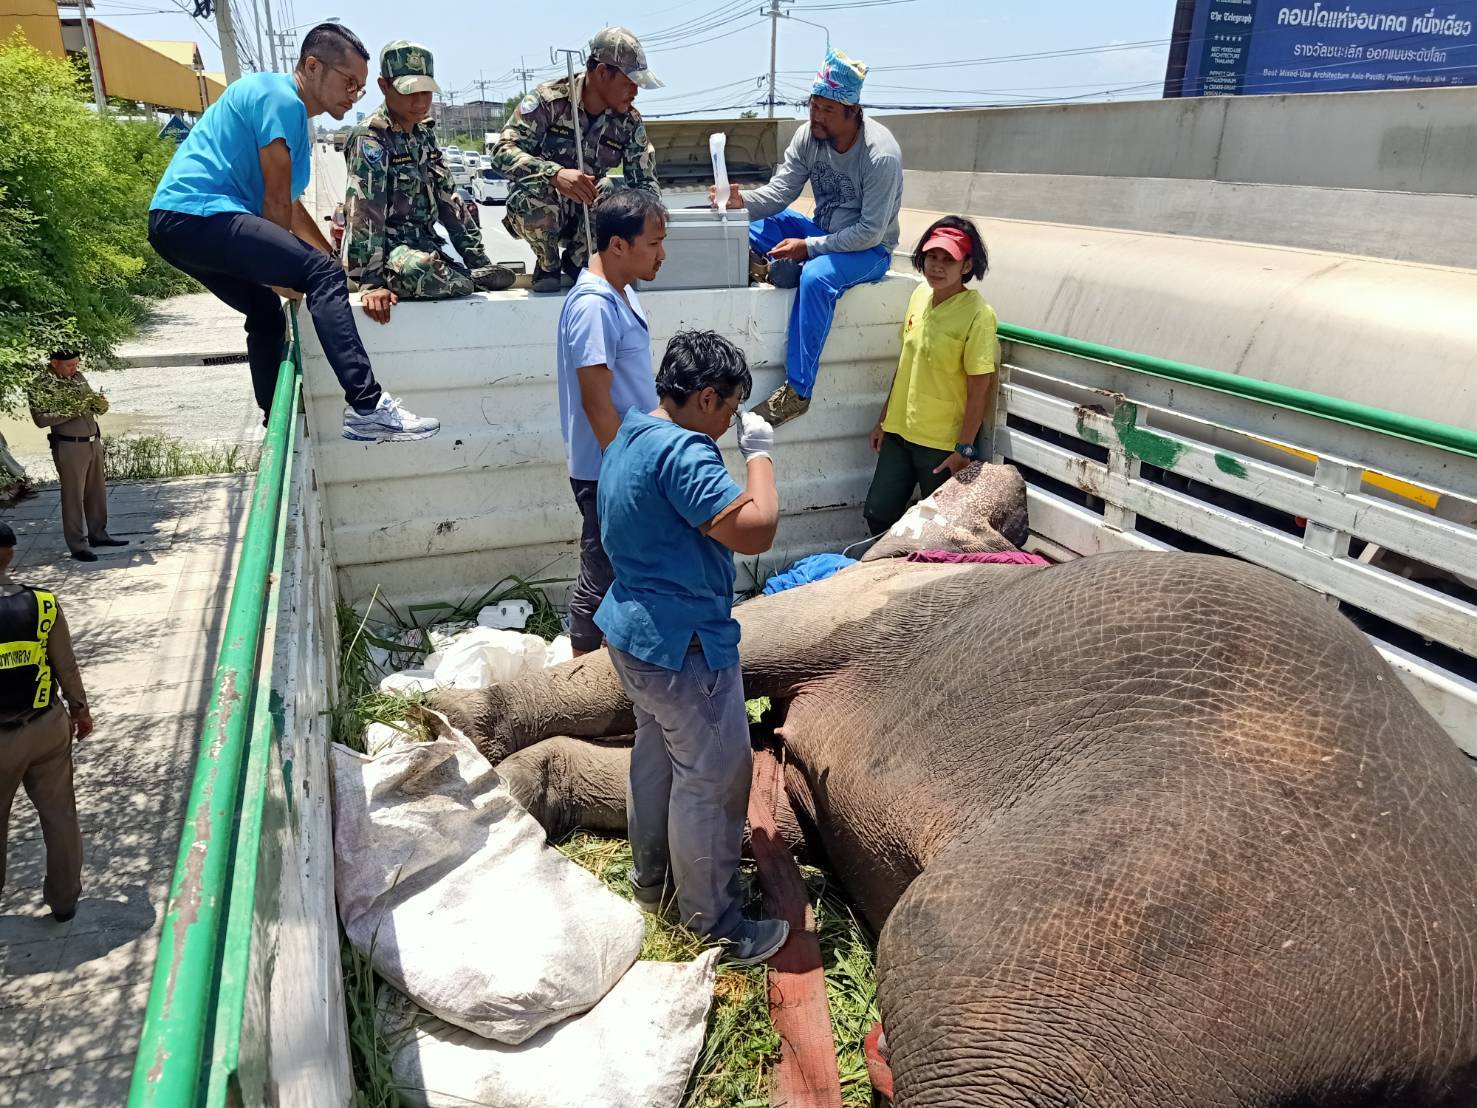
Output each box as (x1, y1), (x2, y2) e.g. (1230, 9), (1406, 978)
(749, 209), (891, 398)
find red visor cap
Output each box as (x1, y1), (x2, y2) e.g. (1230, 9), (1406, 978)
(920, 226), (972, 261)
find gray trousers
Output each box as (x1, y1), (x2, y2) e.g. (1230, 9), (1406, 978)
(610, 644), (751, 939)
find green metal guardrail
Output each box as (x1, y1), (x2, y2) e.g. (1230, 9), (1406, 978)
(998, 323), (1477, 461)
(127, 309), (302, 1107)
(123, 311), (1477, 1105)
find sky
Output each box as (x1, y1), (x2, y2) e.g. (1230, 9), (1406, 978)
(88, 0), (1176, 118)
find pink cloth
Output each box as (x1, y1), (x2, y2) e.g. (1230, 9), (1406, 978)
(904, 550), (1049, 565)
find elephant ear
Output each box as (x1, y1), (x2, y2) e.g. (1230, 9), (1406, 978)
(861, 463), (1030, 562)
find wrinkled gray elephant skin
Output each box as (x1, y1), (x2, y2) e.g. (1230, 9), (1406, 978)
(435, 552), (1477, 1106)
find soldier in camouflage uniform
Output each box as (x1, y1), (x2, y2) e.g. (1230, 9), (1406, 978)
(343, 40), (514, 324)
(492, 27), (662, 293)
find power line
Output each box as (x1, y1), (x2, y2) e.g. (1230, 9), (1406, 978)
(646, 19), (765, 55)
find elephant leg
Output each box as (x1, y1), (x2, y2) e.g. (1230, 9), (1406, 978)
(432, 561), (1027, 762)
(497, 734), (812, 853)
(495, 735), (632, 841)
(877, 835), (1164, 1108)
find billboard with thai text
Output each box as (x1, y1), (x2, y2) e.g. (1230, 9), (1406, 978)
(1166, 0), (1477, 96)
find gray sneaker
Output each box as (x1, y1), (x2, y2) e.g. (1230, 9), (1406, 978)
(718, 918), (790, 967)
(342, 393), (440, 442)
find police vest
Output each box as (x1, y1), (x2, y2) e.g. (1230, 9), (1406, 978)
(0, 588), (57, 715)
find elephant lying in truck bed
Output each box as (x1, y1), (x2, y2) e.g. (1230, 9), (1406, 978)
(434, 507), (1477, 1107)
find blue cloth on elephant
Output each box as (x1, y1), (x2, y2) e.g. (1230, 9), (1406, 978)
(761, 553), (856, 595)
(811, 47), (867, 105)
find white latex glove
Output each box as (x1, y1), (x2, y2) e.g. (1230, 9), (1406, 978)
(737, 410), (774, 461)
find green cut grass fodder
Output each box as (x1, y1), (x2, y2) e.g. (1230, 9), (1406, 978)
(557, 831), (881, 1108)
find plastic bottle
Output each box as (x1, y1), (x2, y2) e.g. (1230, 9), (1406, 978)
(710, 132), (731, 214)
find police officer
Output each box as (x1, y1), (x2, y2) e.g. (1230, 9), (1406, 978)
(343, 41), (515, 325)
(29, 352), (127, 563)
(0, 523), (90, 924)
(492, 27), (662, 293)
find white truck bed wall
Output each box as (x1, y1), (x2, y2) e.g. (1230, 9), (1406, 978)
(299, 279), (913, 608)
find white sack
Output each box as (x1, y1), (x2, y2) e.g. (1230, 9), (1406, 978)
(332, 735), (646, 1043)
(383, 951), (720, 1108)
(478, 599), (533, 630)
(424, 627), (556, 689)
(379, 669), (440, 695)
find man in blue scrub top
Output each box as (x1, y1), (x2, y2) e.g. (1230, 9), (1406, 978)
(148, 23), (438, 443)
(595, 330), (789, 966)
(556, 189), (666, 655)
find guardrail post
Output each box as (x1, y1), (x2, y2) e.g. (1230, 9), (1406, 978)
(1301, 457), (1362, 603)
(1103, 399), (1140, 534)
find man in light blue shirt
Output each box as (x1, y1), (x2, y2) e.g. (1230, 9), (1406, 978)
(595, 329), (789, 966)
(555, 189), (666, 654)
(148, 23), (437, 443)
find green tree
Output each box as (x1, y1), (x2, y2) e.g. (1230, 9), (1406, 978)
(0, 34), (192, 403)
(740, 109), (759, 119)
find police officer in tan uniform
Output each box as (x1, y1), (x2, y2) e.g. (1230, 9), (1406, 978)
(0, 522), (90, 923)
(28, 351), (128, 563)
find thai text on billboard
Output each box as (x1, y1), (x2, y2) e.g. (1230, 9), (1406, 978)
(1177, 0), (1477, 95)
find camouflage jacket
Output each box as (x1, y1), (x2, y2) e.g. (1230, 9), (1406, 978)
(490, 76), (659, 193)
(342, 107), (490, 289)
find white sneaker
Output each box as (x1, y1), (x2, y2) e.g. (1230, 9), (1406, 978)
(342, 393), (439, 442)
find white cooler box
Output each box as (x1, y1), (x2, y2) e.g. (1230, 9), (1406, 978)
(639, 208), (750, 292)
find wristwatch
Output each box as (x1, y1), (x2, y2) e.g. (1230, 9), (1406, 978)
(954, 442), (979, 460)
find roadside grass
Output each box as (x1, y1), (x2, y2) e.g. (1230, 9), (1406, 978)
(104, 433), (259, 482)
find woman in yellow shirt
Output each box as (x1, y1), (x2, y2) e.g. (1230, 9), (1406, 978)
(863, 216), (998, 537)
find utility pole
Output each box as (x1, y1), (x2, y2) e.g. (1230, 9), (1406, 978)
(62, 1), (107, 112)
(215, 0), (243, 82)
(765, 0), (781, 118)
(250, 0), (266, 72)
(473, 72), (494, 144)
(261, 0), (280, 70)
(515, 56), (536, 96)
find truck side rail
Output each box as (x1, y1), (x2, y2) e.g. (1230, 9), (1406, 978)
(996, 323), (1477, 751)
(127, 306), (341, 1106)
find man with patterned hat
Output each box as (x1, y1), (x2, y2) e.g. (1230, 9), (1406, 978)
(343, 41), (515, 324)
(712, 47), (903, 427)
(492, 27), (662, 293)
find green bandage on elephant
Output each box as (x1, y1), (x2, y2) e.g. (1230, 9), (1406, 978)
(434, 467), (1477, 1107)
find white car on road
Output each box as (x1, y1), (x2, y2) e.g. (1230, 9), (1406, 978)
(440, 148), (472, 189)
(472, 165), (509, 205)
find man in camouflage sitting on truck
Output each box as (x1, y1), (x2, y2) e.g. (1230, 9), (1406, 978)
(342, 40), (514, 325)
(492, 27), (662, 293)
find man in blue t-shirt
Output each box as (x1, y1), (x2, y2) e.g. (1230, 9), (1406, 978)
(555, 189), (666, 655)
(148, 23), (437, 443)
(595, 329), (789, 966)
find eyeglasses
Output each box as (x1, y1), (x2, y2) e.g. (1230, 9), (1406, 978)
(723, 397), (744, 427)
(320, 60), (366, 100)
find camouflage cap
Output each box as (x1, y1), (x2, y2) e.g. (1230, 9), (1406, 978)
(380, 40), (440, 95)
(588, 27), (663, 90)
